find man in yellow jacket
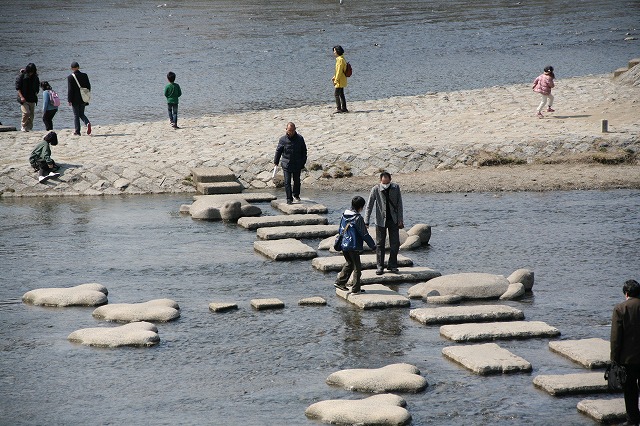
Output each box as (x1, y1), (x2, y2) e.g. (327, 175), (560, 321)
(332, 45), (348, 113)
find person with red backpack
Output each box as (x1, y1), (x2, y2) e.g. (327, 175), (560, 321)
(40, 81), (59, 131)
(332, 45), (349, 113)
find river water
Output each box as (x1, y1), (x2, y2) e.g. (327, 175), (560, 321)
(0, 0), (638, 127)
(1, 189), (639, 425)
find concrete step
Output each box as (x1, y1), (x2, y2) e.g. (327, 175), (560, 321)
(442, 342), (532, 375)
(238, 214), (328, 230)
(196, 181), (243, 195)
(191, 166), (237, 183)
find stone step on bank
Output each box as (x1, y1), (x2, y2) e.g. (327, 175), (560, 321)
(192, 166), (243, 195)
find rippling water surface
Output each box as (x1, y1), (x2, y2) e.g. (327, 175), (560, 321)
(1, 189), (639, 424)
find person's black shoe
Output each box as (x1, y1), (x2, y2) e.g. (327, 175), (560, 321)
(334, 283), (348, 291)
(388, 267), (400, 273)
(350, 288), (365, 294)
(286, 200), (293, 205)
(375, 269), (384, 275)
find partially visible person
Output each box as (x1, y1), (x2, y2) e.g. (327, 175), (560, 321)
(29, 131), (61, 183)
(332, 45), (348, 113)
(40, 81), (59, 131)
(334, 196), (376, 295)
(164, 71), (182, 129)
(67, 61), (92, 136)
(533, 65), (555, 118)
(611, 279), (640, 426)
(15, 63), (40, 132)
(364, 172), (404, 275)
(274, 122), (307, 204)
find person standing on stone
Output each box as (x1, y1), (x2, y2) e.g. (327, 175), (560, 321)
(274, 122), (307, 204)
(364, 172), (404, 275)
(40, 81), (59, 131)
(610, 279), (640, 426)
(332, 45), (348, 113)
(15, 63), (40, 132)
(334, 196), (376, 295)
(67, 61), (92, 136)
(29, 131), (61, 183)
(532, 65), (555, 118)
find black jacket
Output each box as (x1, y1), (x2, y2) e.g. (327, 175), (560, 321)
(274, 132), (307, 171)
(67, 70), (91, 105)
(611, 297), (640, 365)
(15, 72), (40, 103)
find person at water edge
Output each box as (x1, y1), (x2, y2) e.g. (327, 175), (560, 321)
(332, 45), (348, 113)
(274, 122), (307, 204)
(29, 131), (61, 183)
(15, 63), (40, 132)
(40, 81), (58, 131)
(532, 65), (555, 118)
(334, 196), (376, 295)
(610, 279), (640, 426)
(67, 61), (92, 136)
(164, 71), (182, 129)
(364, 172), (404, 275)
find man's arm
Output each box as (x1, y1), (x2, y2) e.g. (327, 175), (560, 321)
(610, 306), (623, 363)
(301, 136), (307, 168)
(274, 139), (284, 165)
(395, 185), (404, 228)
(364, 186), (376, 225)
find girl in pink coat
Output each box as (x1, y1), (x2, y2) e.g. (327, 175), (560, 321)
(532, 65), (555, 118)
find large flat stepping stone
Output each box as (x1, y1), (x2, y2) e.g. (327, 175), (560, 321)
(196, 181), (243, 195)
(577, 398), (626, 424)
(407, 272), (511, 300)
(548, 338), (609, 369)
(298, 296), (327, 305)
(193, 193), (276, 202)
(311, 254), (414, 272)
(410, 305), (524, 325)
(305, 393), (410, 426)
(92, 299), (180, 322)
(361, 267), (441, 284)
(67, 321), (159, 347)
(22, 283), (108, 307)
(256, 224), (338, 240)
(336, 284), (410, 309)
(209, 302), (239, 312)
(189, 197), (261, 221)
(191, 166), (236, 183)
(253, 238), (317, 260)
(326, 363), (428, 393)
(440, 320), (560, 342)
(270, 199), (328, 214)
(238, 214), (327, 230)
(533, 372), (612, 396)
(442, 343), (532, 375)
(251, 298), (284, 310)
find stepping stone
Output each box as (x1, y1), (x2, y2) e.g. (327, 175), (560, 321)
(407, 272), (511, 300)
(92, 299), (180, 322)
(336, 284), (410, 309)
(237, 214), (327, 230)
(189, 197), (261, 221)
(271, 199), (328, 214)
(193, 193), (276, 203)
(425, 295), (463, 305)
(196, 181), (243, 195)
(548, 338), (609, 369)
(22, 283), (108, 307)
(256, 224), (338, 240)
(298, 296), (327, 306)
(311, 254), (414, 272)
(0, 125), (17, 132)
(360, 267), (441, 285)
(253, 238), (317, 260)
(442, 342), (532, 375)
(326, 363), (428, 393)
(305, 394), (410, 426)
(577, 398), (626, 424)
(191, 166), (236, 183)
(439, 320), (560, 342)
(67, 321), (159, 347)
(410, 305), (524, 325)
(209, 302), (238, 312)
(319, 229), (410, 252)
(251, 298), (284, 310)
(533, 372), (612, 396)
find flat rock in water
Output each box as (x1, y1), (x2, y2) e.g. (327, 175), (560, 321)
(305, 393), (411, 426)
(407, 272), (510, 300)
(256, 224), (338, 240)
(326, 363), (428, 393)
(298, 296), (327, 305)
(193, 192), (276, 202)
(191, 166), (236, 183)
(253, 238), (317, 260)
(533, 372), (612, 396)
(424, 295), (463, 305)
(92, 299), (180, 322)
(251, 298), (285, 310)
(577, 398), (626, 424)
(22, 283), (108, 307)
(312, 254), (414, 272)
(548, 338), (609, 369)
(196, 181), (243, 195)
(442, 342), (532, 375)
(271, 199), (328, 214)
(189, 197), (261, 220)
(440, 320), (560, 342)
(361, 267), (441, 285)
(237, 214), (327, 230)
(67, 321), (159, 347)
(209, 302), (239, 312)
(336, 284), (410, 309)
(410, 305), (524, 325)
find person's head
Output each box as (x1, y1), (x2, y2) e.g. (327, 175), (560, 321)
(25, 63), (37, 76)
(379, 171), (392, 185)
(44, 131), (58, 146)
(285, 122), (296, 138)
(623, 279), (640, 298)
(333, 45), (344, 56)
(544, 65), (554, 74)
(351, 195), (366, 212)
(70, 61), (80, 70)
(167, 71), (176, 83)
(40, 81), (52, 91)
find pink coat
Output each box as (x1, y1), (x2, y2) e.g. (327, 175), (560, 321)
(533, 73), (554, 95)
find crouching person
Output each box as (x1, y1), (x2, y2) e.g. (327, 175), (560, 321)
(29, 131), (60, 183)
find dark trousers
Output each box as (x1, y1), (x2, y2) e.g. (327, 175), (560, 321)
(167, 103), (178, 125)
(334, 87), (347, 111)
(624, 364), (640, 423)
(335, 250), (363, 291)
(72, 103), (89, 134)
(35, 160), (54, 177)
(283, 169), (301, 202)
(42, 109), (57, 131)
(376, 221), (400, 270)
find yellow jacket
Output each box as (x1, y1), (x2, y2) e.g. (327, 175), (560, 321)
(333, 55), (347, 88)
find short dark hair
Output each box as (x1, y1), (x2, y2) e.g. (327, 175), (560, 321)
(70, 61), (80, 69)
(351, 196), (365, 211)
(623, 280), (640, 297)
(40, 81), (51, 91)
(544, 65), (554, 73)
(379, 171), (391, 180)
(333, 45), (344, 55)
(44, 131), (58, 146)
(25, 63), (37, 75)
(167, 71), (176, 82)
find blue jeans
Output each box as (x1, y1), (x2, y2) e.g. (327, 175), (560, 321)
(167, 103), (178, 125)
(72, 103), (89, 134)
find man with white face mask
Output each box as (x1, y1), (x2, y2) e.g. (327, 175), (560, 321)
(364, 172), (404, 275)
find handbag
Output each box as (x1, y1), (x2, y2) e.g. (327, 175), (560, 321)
(604, 362), (627, 391)
(71, 73), (91, 104)
(333, 221), (350, 251)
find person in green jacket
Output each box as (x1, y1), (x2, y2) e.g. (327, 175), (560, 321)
(29, 131), (60, 183)
(164, 71), (182, 129)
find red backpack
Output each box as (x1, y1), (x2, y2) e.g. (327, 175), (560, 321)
(345, 62), (352, 78)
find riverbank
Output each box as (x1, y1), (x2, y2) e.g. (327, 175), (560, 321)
(1, 70), (638, 198)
